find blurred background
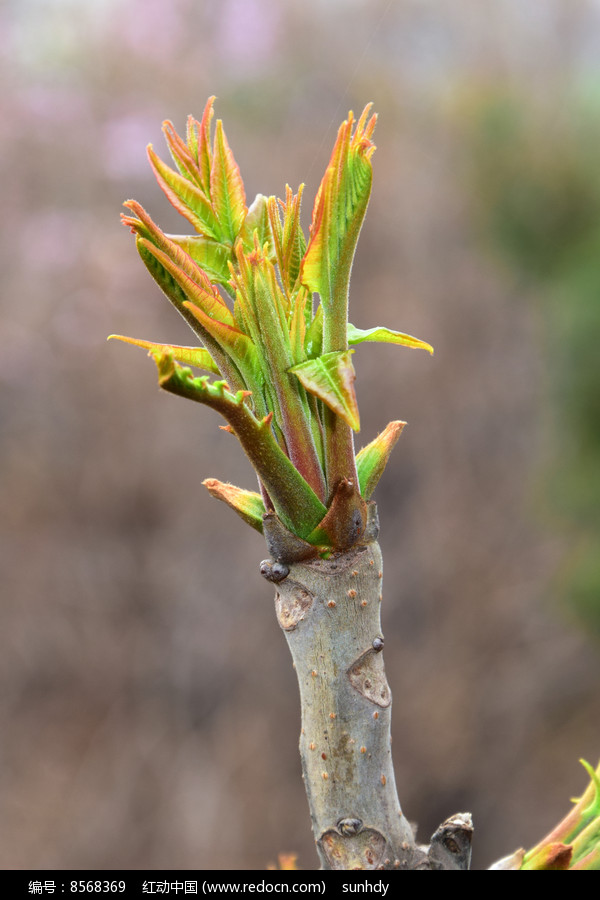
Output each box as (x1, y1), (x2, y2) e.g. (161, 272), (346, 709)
(2, 0), (600, 871)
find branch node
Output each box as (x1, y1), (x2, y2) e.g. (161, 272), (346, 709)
(259, 559), (290, 583)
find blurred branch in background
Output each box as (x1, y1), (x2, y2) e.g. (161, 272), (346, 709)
(1, 0), (599, 870)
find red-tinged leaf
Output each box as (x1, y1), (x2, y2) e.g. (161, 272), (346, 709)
(298, 107), (375, 488)
(123, 202), (233, 315)
(187, 97), (214, 196)
(183, 300), (262, 390)
(230, 242), (326, 500)
(348, 323), (434, 354)
(147, 144), (221, 240)
(211, 118), (247, 244)
(162, 119), (204, 190)
(241, 239), (291, 339)
(151, 352), (327, 538)
(229, 240), (287, 353)
(289, 350), (360, 431)
(186, 116), (199, 168)
(131, 236), (228, 371)
(281, 186), (307, 292)
(267, 186), (306, 296)
(355, 421), (406, 499)
(202, 478), (265, 532)
(267, 195), (283, 262)
(300, 105), (376, 351)
(137, 237), (234, 327)
(126, 227), (243, 389)
(107, 334), (220, 374)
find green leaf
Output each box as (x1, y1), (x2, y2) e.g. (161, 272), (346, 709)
(122, 204), (244, 390)
(147, 144), (221, 240)
(289, 288), (310, 365)
(230, 242), (326, 500)
(579, 759), (600, 823)
(162, 119), (205, 190)
(135, 237), (234, 327)
(133, 238), (241, 387)
(151, 351), (327, 538)
(348, 323), (434, 354)
(304, 304), (323, 359)
(202, 479), (265, 532)
(571, 816), (600, 868)
(300, 105), (377, 352)
(571, 847), (600, 870)
(145, 100), (247, 248)
(122, 201), (234, 325)
(167, 234), (233, 287)
(108, 334), (220, 374)
(299, 106), (376, 489)
(289, 350), (360, 431)
(186, 98), (214, 196)
(211, 119), (247, 244)
(267, 186), (306, 297)
(183, 299), (263, 394)
(356, 421), (406, 499)
(136, 238), (251, 385)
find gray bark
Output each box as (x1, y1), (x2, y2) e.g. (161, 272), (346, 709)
(260, 509), (473, 870)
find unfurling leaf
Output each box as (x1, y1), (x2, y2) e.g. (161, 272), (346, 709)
(231, 241), (327, 501)
(299, 106), (376, 488)
(348, 324), (434, 355)
(147, 144), (220, 240)
(183, 300), (263, 393)
(289, 350), (359, 431)
(149, 351), (327, 539)
(211, 119), (247, 244)
(136, 237), (234, 327)
(267, 186), (307, 297)
(108, 334), (220, 374)
(166, 235), (233, 288)
(356, 421), (406, 499)
(186, 99), (214, 196)
(147, 95), (247, 250)
(301, 105), (376, 352)
(114, 99), (436, 546)
(203, 479), (265, 532)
